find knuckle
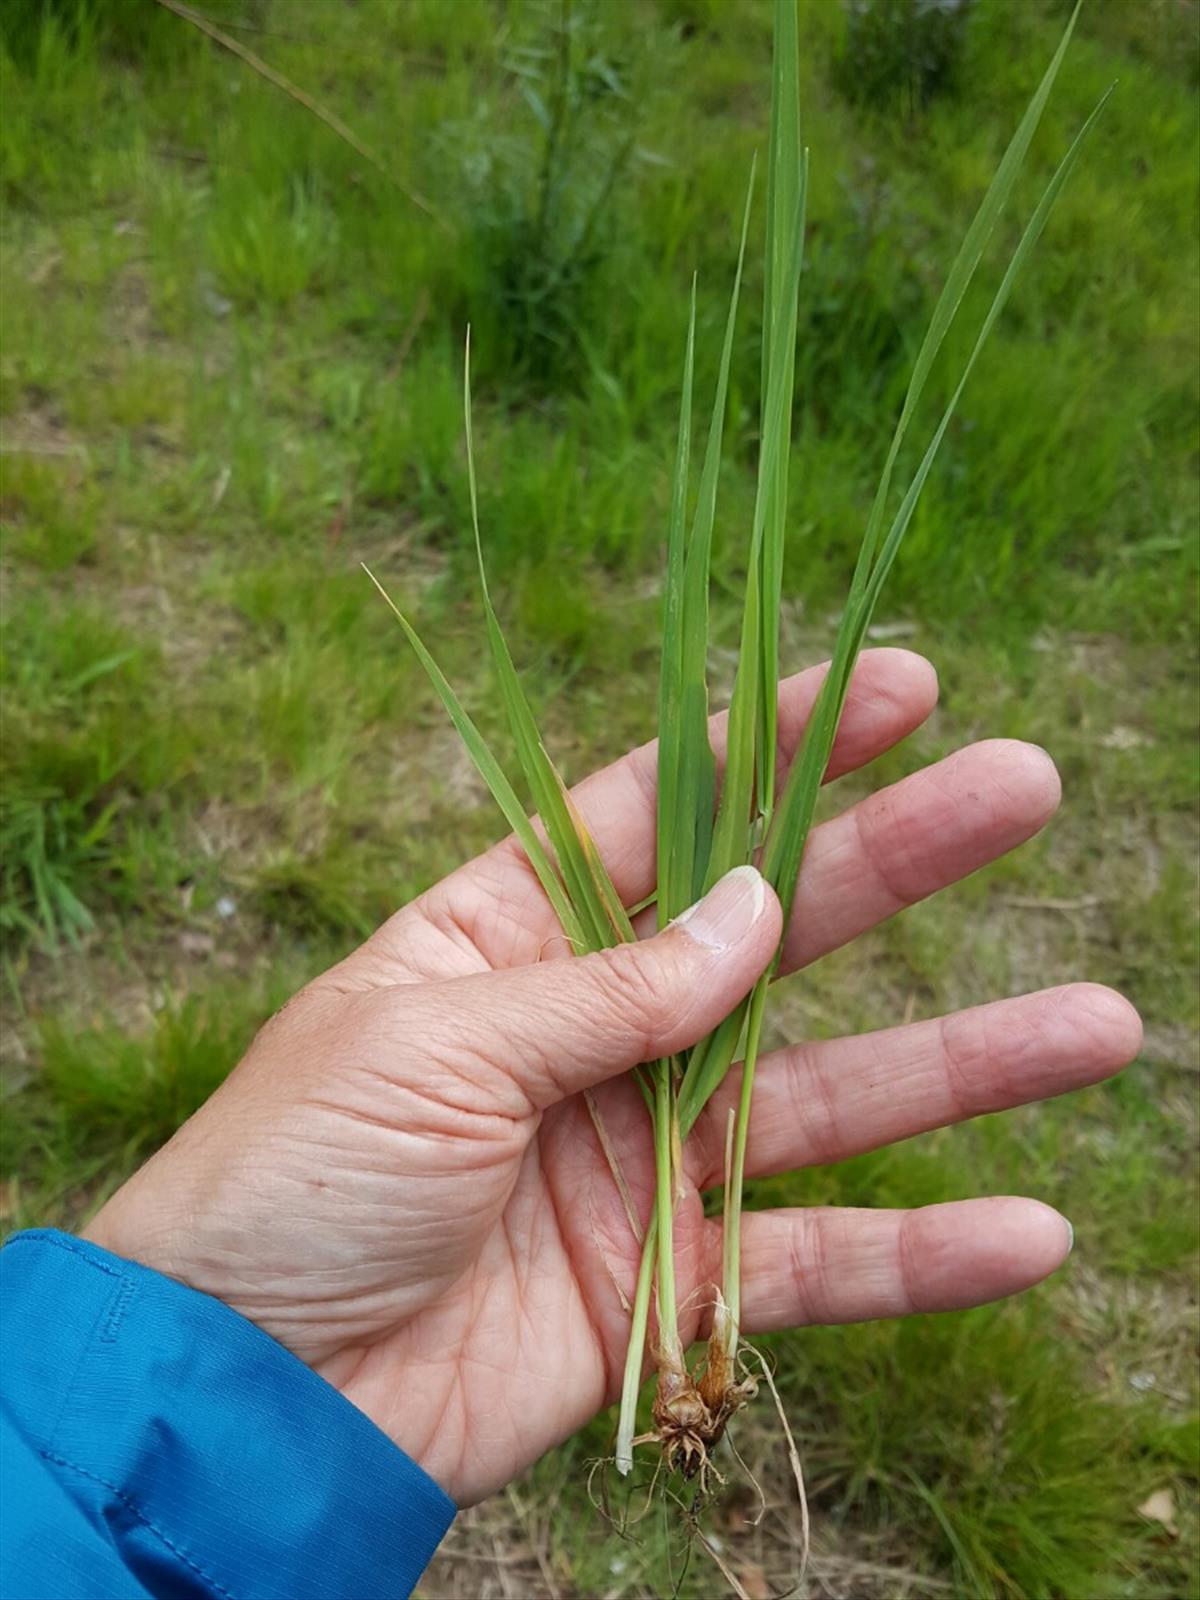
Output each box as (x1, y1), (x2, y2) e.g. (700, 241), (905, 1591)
(787, 1210), (826, 1324)
(788, 1041), (842, 1166)
(937, 1009), (985, 1121)
(589, 944), (675, 1046)
(896, 1210), (925, 1314)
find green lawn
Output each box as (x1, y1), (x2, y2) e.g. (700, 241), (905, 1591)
(1, 1), (1197, 1595)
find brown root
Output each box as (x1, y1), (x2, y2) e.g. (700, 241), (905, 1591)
(649, 1322), (759, 1484)
(603, 1317), (807, 1596)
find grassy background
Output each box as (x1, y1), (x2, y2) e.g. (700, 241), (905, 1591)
(1, 0), (1196, 1594)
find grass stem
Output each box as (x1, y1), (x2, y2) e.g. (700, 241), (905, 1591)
(614, 1212), (657, 1476)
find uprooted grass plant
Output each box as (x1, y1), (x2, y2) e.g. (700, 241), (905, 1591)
(3, 0), (1196, 1590)
(366, 0), (1110, 1546)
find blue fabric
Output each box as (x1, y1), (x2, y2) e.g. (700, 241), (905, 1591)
(1, 1230), (455, 1600)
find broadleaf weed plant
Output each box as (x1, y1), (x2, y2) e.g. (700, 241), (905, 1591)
(369, 0), (1110, 1534)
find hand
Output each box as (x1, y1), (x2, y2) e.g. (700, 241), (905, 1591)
(85, 649), (1141, 1507)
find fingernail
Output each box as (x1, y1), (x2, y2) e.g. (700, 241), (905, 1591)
(673, 865), (766, 952)
(1064, 1219), (1074, 1255)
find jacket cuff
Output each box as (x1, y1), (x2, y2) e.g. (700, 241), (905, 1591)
(1, 1229), (455, 1600)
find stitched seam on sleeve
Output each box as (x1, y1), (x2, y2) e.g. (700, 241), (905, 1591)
(4, 1232), (123, 1278)
(99, 1276), (137, 1342)
(43, 1293), (121, 1454)
(41, 1451), (239, 1600)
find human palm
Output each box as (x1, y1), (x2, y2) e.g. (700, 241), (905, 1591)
(87, 650), (1141, 1506)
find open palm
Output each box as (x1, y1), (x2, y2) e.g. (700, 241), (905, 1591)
(87, 649), (1141, 1506)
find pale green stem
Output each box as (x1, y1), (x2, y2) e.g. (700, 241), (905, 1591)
(615, 976), (764, 1473)
(653, 1066), (683, 1366)
(720, 973), (769, 1357)
(614, 1063), (682, 1477)
(614, 1212), (657, 1475)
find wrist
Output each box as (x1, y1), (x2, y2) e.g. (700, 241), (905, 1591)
(81, 1181), (180, 1283)
(80, 1140), (215, 1304)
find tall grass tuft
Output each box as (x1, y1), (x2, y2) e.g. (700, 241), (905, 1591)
(370, 0), (1108, 1522)
(447, 0), (637, 392)
(833, 0), (974, 114)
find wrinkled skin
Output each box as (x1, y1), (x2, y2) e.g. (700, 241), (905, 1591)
(88, 650), (1141, 1506)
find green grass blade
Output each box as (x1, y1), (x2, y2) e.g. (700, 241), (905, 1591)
(704, 179), (805, 891)
(462, 334), (633, 949)
(648, 281), (705, 1459)
(643, 191), (759, 1411)
(677, 1002), (744, 1135)
(763, 88), (1112, 934)
(561, 779), (638, 945)
(719, 79), (1104, 1340)
(656, 279), (697, 929)
(756, 0), (804, 823)
(857, 89), (1114, 631)
(846, 0), (1083, 612)
(361, 564), (584, 947)
(759, 0), (801, 420)
(679, 83), (1108, 1142)
(706, 548), (760, 886)
(678, 164), (755, 906)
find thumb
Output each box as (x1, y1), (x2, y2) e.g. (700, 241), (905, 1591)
(426, 865), (781, 1108)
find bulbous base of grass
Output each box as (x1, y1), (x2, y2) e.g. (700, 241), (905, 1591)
(649, 1324), (759, 1483)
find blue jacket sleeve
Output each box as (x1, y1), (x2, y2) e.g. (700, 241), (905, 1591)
(1, 1230), (455, 1600)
